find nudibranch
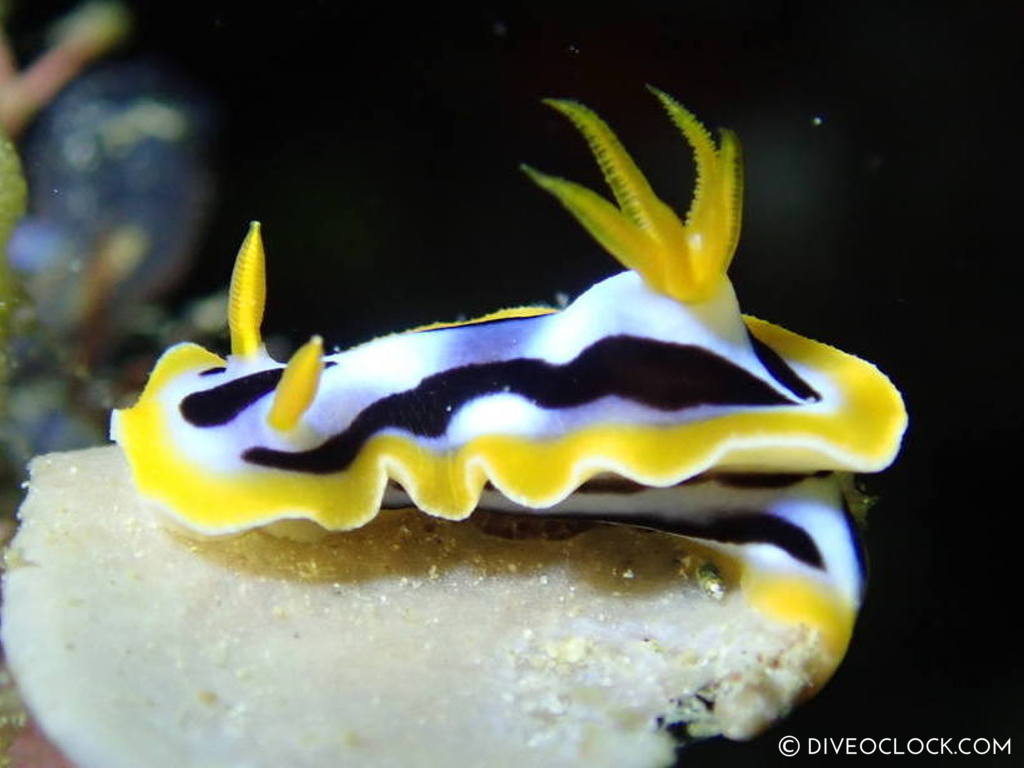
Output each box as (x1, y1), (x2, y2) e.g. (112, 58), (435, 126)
(111, 88), (905, 668)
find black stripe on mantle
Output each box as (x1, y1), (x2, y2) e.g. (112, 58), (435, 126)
(181, 362), (337, 428)
(232, 334), (802, 475)
(182, 368), (283, 427)
(747, 329), (820, 402)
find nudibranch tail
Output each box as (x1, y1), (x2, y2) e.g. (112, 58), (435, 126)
(228, 221), (266, 358)
(267, 335), (324, 432)
(524, 89), (743, 303)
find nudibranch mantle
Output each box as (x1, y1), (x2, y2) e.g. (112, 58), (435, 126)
(111, 88), (905, 662)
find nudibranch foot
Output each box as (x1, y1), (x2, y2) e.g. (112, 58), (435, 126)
(389, 468), (864, 664)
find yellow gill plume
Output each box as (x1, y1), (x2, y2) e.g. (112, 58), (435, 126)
(228, 221), (266, 358)
(267, 335), (324, 432)
(521, 87), (743, 303)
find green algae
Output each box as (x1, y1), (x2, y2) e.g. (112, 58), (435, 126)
(0, 131), (26, 409)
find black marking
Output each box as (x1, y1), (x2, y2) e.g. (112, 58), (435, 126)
(748, 330), (820, 402)
(181, 361), (338, 427)
(181, 368), (284, 427)
(199, 366), (226, 377)
(243, 335), (798, 474)
(547, 508), (825, 569)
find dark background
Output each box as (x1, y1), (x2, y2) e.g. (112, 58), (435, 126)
(10, 2), (1023, 765)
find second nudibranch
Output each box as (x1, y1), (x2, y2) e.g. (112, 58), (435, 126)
(111, 88), (906, 667)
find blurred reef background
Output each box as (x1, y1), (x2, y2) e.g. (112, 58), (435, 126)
(0, 1), (1021, 766)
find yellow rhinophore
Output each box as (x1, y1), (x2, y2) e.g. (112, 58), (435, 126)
(228, 221), (266, 358)
(268, 336), (325, 432)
